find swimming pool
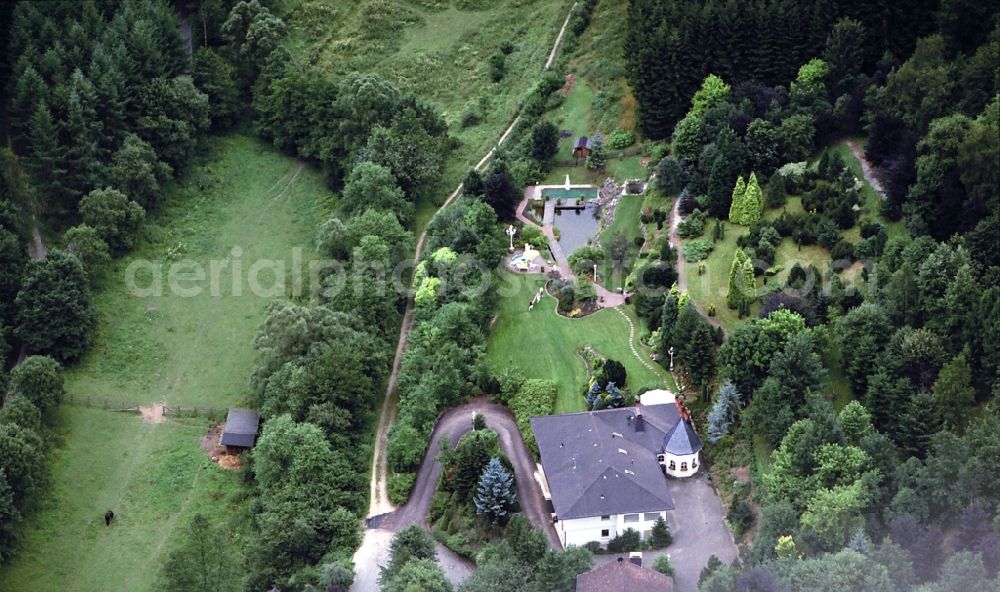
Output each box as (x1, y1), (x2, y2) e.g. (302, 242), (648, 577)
(540, 187), (599, 201)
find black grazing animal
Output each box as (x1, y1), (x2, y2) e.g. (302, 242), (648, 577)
(104, 510), (114, 526)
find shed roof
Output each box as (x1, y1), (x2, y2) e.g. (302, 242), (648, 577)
(574, 136), (592, 150)
(576, 559), (674, 592)
(220, 408), (260, 448)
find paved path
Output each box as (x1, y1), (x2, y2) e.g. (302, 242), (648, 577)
(352, 399), (559, 591)
(843, 140), (886, 199)
(515, 191), (625, 308)
(591, 473), (738, 592)
(668, 197), (725, 334)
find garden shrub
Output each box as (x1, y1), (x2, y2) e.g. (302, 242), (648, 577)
(509, 379), (557, 452)
(606, 528), (641, 552)
(584, 541), (603, 553)
(727, 496), (755, 536)
(388, 472), (416, 505)
(683, 239), (714, 262)
(676, 209), (707, 238)
(609, 128), (636, 149)
(831, 239), (856, 261)
(651, 555), (675, 576)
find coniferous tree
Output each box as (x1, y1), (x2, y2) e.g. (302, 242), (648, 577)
(708, 382), (741, 442)
(474, 457), (517, 524)
(727, 249), (755, 310)
(24, 102), (70, 215)
(728, 175), (747, 224)
(586, 132), (606, 171)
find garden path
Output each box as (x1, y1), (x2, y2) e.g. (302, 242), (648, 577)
(843, 139), (886, 199)
(669, 197), (726, 334)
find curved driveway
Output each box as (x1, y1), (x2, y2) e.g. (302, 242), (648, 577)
(350, 399), (559, 591)
(383, 397), (560, 548)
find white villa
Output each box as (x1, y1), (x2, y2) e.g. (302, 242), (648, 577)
(531, 399), (703, 548)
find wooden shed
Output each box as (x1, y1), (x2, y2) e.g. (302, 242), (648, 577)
(573, 136), (592, 161)
(219, 408), (260, 453)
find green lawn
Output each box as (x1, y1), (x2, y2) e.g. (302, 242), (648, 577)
(486, 272), (674, 414)
(65, 134), (333, 408)
(821, 141), (907, 240)
(0, 407), (243, 592)
(598, 194), (645, 292)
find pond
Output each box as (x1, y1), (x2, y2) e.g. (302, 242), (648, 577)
(540, 187), (602, 256)
(553, 202), (602, 255)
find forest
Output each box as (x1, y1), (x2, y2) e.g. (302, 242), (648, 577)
(0, 0), (997, 591)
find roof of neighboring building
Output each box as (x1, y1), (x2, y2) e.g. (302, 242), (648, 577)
(574, 136), (592, 150)
(663, 418), (703, 456)
(220, 408), (260, 448)
(530, 404), (680, 519)
(576, 559), (674, 592)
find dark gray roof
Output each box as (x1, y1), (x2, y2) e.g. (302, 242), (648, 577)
(531, 404), (681, 519)
(220, 408), (260, 448)
(576, 559), (674, 592)
(663, 419), (703, 455)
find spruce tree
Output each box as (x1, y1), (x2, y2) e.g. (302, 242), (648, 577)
(683, 324), (716, 386)
(25, 102), (71, 215)
(728, 175), (747, 223)
(587, 132), (606, 171)
(708, 382), (741, 442)
(650, 516), (673, 548)
(474, 457), (517, 524)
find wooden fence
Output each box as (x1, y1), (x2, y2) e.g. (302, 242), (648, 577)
(62, 394), (226, 419)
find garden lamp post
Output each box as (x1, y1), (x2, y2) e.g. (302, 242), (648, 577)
(668, 346), (675, 372)
(506, 225), (516, 251)
(593, 263), (598, 283)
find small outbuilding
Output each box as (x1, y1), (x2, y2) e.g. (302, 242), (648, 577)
(573, 136), (592, 161)
(220, 408), (260, 453)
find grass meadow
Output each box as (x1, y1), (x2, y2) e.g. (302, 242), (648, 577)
(0, 407), (244, 592)
(1, 134), (333, 592)
(65, 134), (332, 409)
(278, 0), (575, 202)
(486, 272), (675, 414)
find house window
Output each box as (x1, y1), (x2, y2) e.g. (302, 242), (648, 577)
(668, 460), (676, 470)
(601, 529), (610, 538)
(624, 513), (640, 523)
(680, 462), (688, 471)
(657, 454), (665, 463)
(692, 458), (699, 469)
(601, 515), (611, 521)
(644, 512), (661, 521)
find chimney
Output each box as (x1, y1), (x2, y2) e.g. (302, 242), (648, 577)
(634, 402), (644, 433)
(617, 557), (624, 565)
(675, 397), (691, 423)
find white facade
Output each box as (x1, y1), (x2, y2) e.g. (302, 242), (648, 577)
(556, 510), (667, 548)
(658, 450), (700, 478)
